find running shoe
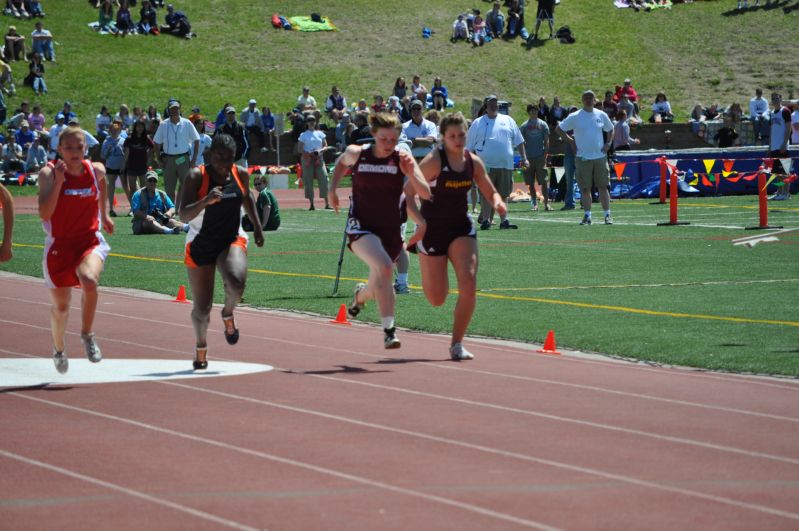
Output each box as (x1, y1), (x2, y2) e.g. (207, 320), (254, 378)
(580, 215), (592, 225)
(348, 282), (366, 318)
(53, 349), (68, 374)
(81, 333), (102, 363)
(222, 314), (239, 345)
(384, 327), (401, 349)
(560, 205), (575, 211)
(394, 282), (410, 295)
(544, 204), (554, 211)
(499, 219), (518, 229)
(604, 214), (614, 225)
(449, 343), (475, 361)
(531, 202), (538, 212)
(480, 219), (490, 230)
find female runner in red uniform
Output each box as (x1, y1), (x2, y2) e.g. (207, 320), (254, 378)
(412, 112), (507, 360)
(38, 126), (115, 374)
(179, 134), (264, 370)
(329, 113), (431, 348)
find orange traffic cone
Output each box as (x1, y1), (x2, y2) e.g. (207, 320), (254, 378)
(173, 284), (190, 304)
(330, 303), (351, 325)
(537, 330), (560, 355)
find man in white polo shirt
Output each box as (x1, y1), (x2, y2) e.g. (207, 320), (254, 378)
(153, 99), (200, 209)
(556, 90), (614, 225)
(466, 94), (527, 230)
(401, 99), (438, 161)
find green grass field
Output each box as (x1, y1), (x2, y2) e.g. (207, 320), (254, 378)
(4, 195), (798, 376)
(7, 1), (798, 126)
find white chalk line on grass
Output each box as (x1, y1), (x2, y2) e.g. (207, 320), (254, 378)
(6, 393), (558, 531)
(152, 380), (799, 522)
(0, 449), (259, 531)
(479, 278), (799, 293)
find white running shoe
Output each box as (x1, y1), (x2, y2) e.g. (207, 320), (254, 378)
(81, 333), (102, 363)
(53, 349), (68, 374)
(450, 343), (475, 361)
(768, 192), (786, 201)
(384, 327), (401, 349)
(348, 283), (366, 317)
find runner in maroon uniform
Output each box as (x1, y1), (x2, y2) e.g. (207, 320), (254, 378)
(329, 113), (431, 348)
(38, 126), (115, 374)
(412, 112), (507, 360)
(179, 134), (264, 370)
(0, 183), (13, 263)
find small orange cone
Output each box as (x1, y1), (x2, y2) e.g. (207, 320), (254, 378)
(537, 330), (560, 355)
(330, 303), (351, 325)
(173, 284), (190, 304)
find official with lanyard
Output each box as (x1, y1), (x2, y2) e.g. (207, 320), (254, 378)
(153, 99), (200, 210)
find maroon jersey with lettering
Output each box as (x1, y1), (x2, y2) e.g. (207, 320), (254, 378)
(348, 145), (405, 232)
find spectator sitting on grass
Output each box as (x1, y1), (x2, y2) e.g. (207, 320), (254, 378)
(31, 22), (55, 61)
(116, 0), (133, 37)
(392, 77), (407, 100)
(131, 170), (188, 235)
(431, 77), (448, 111)
(602, 91), (618, 121)
(241, 173), (281, 232)
(97, 0), (116, 33)
(29, 1), (44, 18)
(471, 12), (486, 46)
(649, 92), (674, 123)
(241, 98), (268, 153)
(4, 26), (25, 62)
(15, 120), (36, 156)
(334, 112), (352, 152)
(371, 94), (386, 114)
(726, 102), (743, 126)
(704, 103), (722, 121)
(161, 3), (194, 39)
(617, 93), (641, 125)
(486, 2), (504, 38)
(451, 14), (469, 42)
(25, 52), (47, 96)
(689, 104), (706, 134)
(324, 85), (347, 122)
(411, 75), (427, 105)
(613, 78), (639, 104)
(28, 103), (46, 132)
(138, 0), (159, 35)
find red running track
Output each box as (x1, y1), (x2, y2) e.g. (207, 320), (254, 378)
(1, 273), (798, 530)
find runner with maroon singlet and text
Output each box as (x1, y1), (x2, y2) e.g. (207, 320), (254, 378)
(410, 112), (507, 360)
(38, 126), (115, 374)
(329, 113), (432, 348)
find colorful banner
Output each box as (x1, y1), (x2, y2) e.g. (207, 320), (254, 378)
(16, 173), (24, 185)
(703, 159), (716, 174)
(723, 159), (734, 173)
(761, 173), (778, 192)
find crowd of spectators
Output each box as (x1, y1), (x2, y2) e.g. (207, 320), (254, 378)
(450, 1), (558, 46)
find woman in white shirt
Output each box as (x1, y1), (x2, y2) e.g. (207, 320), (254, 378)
(650, 92), (674, 123)
(298, 114), (331, 210)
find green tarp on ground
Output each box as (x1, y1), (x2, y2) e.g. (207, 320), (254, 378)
(288, 16), (337, 32)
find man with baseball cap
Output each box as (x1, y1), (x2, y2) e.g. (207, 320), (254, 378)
(556, 90), (615, 225)
(240, 98), (268, 153)
(130, 170), (188, 235)
(153, 99), (200, 209)
(466, 94), (527, 230)
(401, 99), (438, 161)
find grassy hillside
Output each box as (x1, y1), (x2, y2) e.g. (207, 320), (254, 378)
(6, 0), (798, 125)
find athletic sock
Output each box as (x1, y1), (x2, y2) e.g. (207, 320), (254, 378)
(397, 273), (408, 285)
(584, 211), (592, 219)
(381, 316), (395, 330)
(604, 210), (611, 217)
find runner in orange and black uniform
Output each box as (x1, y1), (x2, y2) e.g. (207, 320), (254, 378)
(329, 113), (432, 349)
(179, 133), (264, 370)
(411, 112), (506, 361)
(38, 126), (115, 374)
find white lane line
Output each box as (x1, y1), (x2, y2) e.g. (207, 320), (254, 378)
(3, 280), (798, 391)
(6, 393), (559, 531)
(148, 381), (799, 522)
(0, 449), (259, 530)
(1, 313), (797, 428)
(297, 372), (799, 465)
